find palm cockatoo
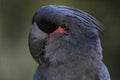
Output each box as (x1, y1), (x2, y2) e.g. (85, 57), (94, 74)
(29, 5), (110, 80)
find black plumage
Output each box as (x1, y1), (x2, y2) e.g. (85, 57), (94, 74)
(29, 5), (110, 80)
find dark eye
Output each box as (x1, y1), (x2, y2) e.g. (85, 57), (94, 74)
(61, 24), (69, 31)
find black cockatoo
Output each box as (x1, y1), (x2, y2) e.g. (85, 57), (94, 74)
(29, 5), (110, 80)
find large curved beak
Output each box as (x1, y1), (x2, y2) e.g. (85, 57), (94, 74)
(29, 22), (48, 63)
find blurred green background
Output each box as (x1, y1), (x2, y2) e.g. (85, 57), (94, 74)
(0, 0), (120, 80)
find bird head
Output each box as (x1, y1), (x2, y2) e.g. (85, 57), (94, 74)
(29, 5), (103, 64)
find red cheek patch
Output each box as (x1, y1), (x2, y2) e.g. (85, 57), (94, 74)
(50, 26), (67, 37)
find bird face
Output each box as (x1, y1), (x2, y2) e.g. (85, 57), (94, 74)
(29, 5), (103, 64)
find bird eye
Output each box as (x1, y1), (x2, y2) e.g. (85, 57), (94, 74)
(61, 24), (69, 31)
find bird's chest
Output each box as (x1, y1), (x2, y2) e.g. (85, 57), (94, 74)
(40, 59), (96, 80)
(45, 64), (81, 80)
